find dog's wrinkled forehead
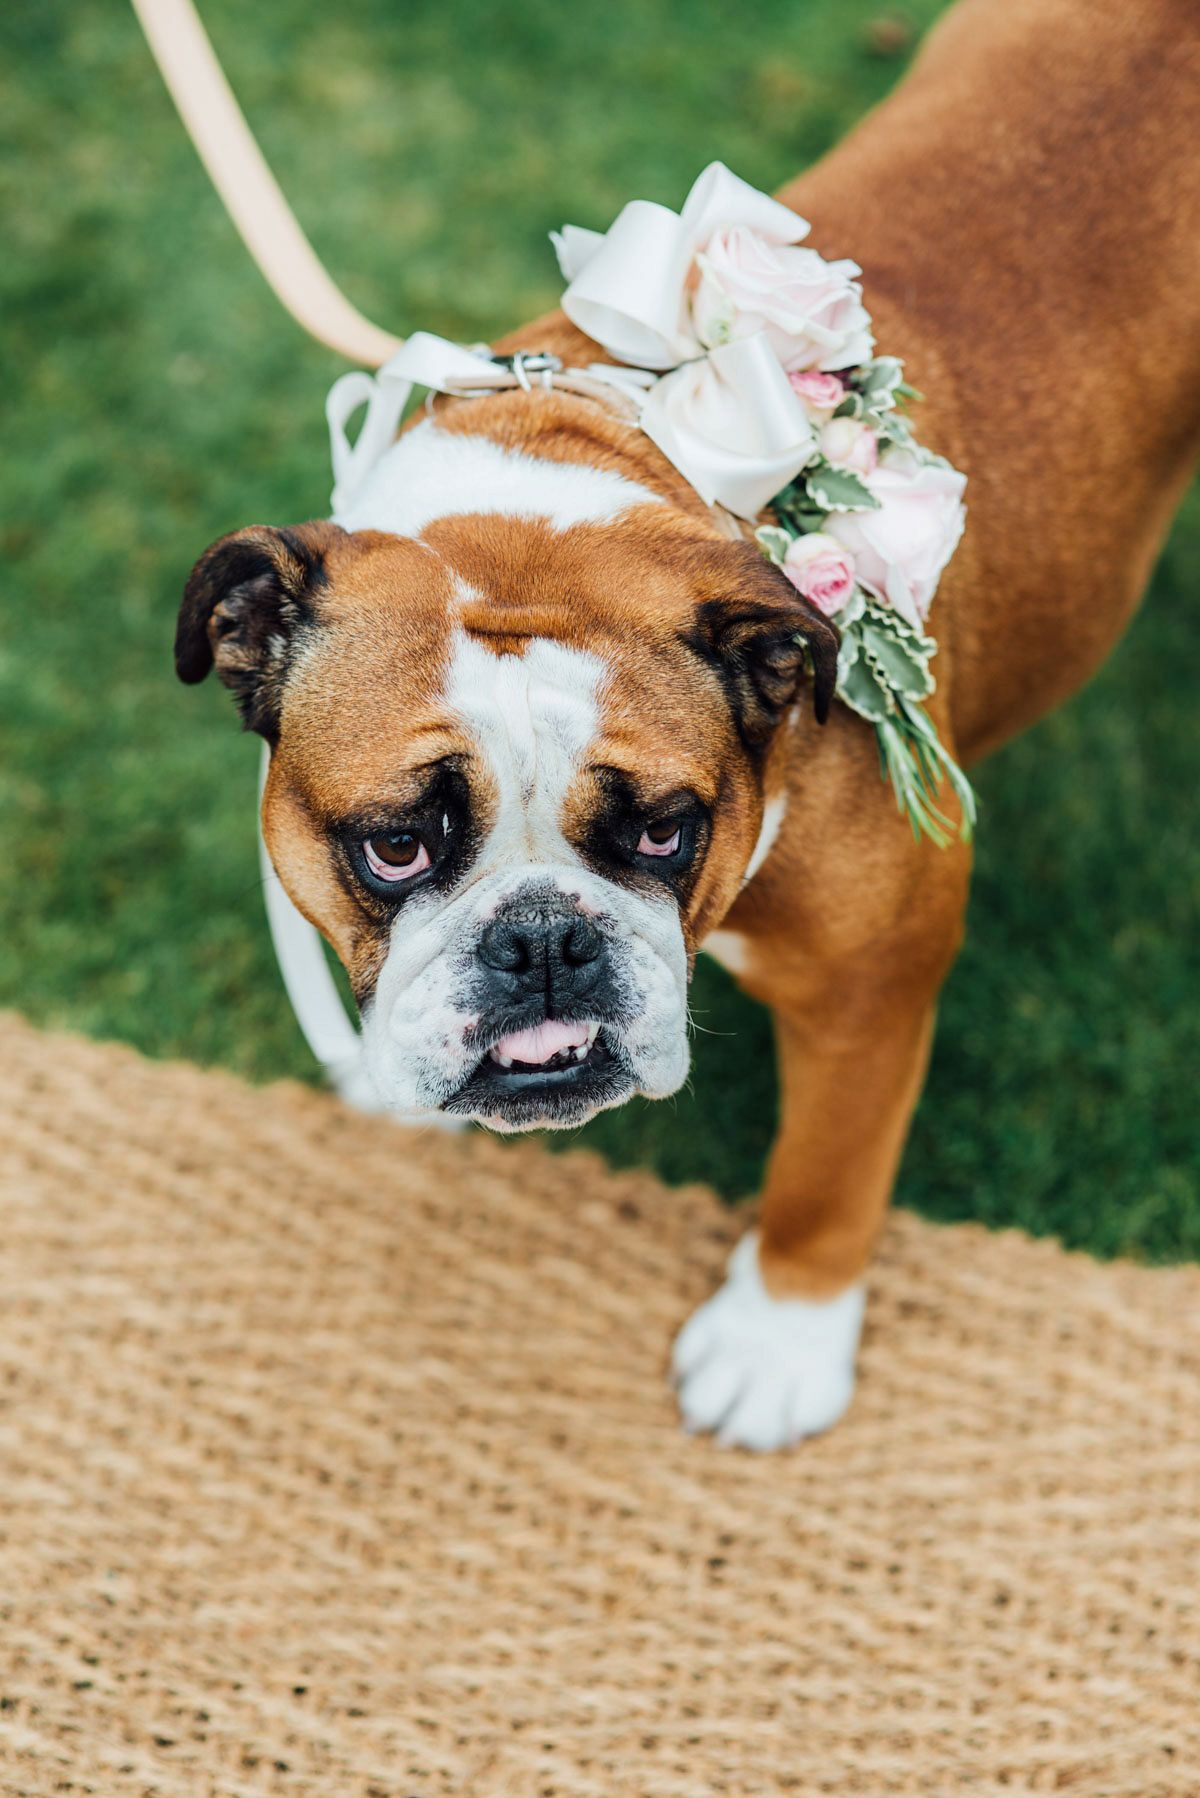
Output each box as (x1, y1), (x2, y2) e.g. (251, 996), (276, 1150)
(276, 531), (716, 819)
(276, 481), (748, 826)
(444, 629), (603, 858)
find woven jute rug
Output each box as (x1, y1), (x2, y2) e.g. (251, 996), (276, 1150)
(1, 1012), (1198, 1797)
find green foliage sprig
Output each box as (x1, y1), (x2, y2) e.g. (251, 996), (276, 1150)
(756, 357), (976, 848)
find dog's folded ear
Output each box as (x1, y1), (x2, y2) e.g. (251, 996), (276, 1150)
(693, 539), (841, 747)
(175, 522), (345, 735)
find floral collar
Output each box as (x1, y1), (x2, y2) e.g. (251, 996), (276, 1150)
(326, 163), (974, 848)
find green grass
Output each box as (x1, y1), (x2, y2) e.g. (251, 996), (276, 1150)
(1, 0), (1197, 1263)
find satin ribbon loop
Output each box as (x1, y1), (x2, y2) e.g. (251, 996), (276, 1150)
(381, 331), (502, 390)
(550, 161), (828, 516)
(676, 160), (812, 250)
(641, 335), (817, 518)
(557, 199), (697, 369)
(555, 161), (812, 374)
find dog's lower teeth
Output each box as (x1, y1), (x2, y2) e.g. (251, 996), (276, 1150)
(488, 1030), (602, 1074)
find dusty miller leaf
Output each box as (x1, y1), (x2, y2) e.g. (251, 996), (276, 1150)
(877, 410), (914, 448)
(858, 617), (936, 699)
(807, 461), (880, 512)
(838, 652), (895, 722)
(857, 357), (905, 408)
(772, 478), (829, 534)
(754, 524), (792, 567)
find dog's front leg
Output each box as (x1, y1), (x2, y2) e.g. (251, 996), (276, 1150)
(676, 834), (969, 1450)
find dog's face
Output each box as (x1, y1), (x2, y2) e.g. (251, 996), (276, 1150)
(176, 405), (837, 1129)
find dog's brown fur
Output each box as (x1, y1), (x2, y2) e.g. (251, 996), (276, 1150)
(183, 0), (1200, 1305)
(498, 0), (1200, 1296)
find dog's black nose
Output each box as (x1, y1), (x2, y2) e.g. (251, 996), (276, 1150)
(478, 902), (606, 1003)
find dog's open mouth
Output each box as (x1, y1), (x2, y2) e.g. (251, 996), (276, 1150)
(443, 1017), (634, 1127)
(487, 1019), (603, 1074)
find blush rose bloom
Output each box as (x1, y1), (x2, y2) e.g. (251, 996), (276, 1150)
(788, 368), (845, 419)
(825, 450), (967, 632)
(781, 531), (858, 618)
(818, 417), (878, 475)
(691, 224), (875, 372)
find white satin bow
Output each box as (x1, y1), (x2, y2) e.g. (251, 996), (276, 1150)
(327, 164), (855, 523)
(552, 161), (810, 368)
(554, 162), (836, 518)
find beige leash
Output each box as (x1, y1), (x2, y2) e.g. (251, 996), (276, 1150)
(130, 0), (401, 366)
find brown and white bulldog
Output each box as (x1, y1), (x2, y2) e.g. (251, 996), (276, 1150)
(175, 0), (1200, 1448)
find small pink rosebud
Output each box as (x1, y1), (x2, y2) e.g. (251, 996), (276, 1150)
(787, 368), (846, 418)
(781, 531), (857, 618)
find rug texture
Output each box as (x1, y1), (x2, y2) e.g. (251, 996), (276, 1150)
(0, 1011), (1197, 1797)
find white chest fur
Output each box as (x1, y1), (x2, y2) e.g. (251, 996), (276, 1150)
(334, 420), (664, 536)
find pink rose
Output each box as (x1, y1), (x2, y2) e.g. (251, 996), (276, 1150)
(788, 368), (845, 418)
(691, 225), (875, 372)
(825, 450), (967, 631)
(781, 531), (858, 618)
(818, 417), (878, 475)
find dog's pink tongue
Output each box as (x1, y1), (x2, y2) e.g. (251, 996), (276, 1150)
(493, 1020), (590, 1064)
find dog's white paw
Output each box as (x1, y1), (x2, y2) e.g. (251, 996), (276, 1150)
(671, 1231), (865, 1451)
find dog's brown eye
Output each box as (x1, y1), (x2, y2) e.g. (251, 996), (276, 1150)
(371, 832), (420, 866)
(363, 831), (431, 883)
(637, 821), (682, 857)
